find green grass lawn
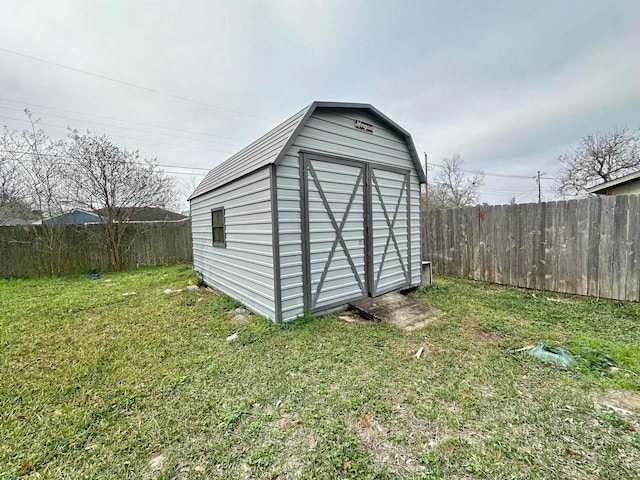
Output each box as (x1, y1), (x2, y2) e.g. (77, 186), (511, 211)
(1, 266), (639, 479)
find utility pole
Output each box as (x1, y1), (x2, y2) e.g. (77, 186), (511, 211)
(535, 171), (543, 203)
(424, 152), (429, 211)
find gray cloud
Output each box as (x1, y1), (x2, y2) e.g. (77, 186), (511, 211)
(1, 0), (638, 206)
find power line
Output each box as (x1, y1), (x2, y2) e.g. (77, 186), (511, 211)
(429, 162), (531, 179)
(0, 105), (246, 147)
(429, 161), (559, 180)
(430, 181), (545, 194)
(158, 164), (209, 172)
(163, 170), (207, 176)
(512, 187), (540, 202)
(0, 96), (251, 142)
(0, 147), (211, 174)
(0, 47), (274, 122)
(0, 114), (238, 154)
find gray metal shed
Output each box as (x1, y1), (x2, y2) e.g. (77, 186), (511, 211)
(189, 101), (426, 322)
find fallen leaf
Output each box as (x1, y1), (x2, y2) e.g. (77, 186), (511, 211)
(283, 422), (292, 430)
(447, 446), (454, 457)
(462, 393), (471, 399)
(432, 363), (439, 369)
(361, 415), (370, 428)
(565, 448), (577, 456)
(312, 433), (318, 441)
(495, 451), (502, 460)
(21, 461), (32, 470)
(194, 465), (204, 472)
(342, 461), (351, 470)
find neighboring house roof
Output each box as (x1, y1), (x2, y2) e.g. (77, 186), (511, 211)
(189, 101), (426, 200)
(41, 209), (105, 225)
(94, 207), (187, 222)
(587, 170), (640, 194)
(0, 217), (32, 226)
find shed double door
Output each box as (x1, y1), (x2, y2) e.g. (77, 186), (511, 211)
(301, 152), (411, 312)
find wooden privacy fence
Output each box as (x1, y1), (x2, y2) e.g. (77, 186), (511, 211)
(423, 194), (640, 302)
(0, 220), (193, 277)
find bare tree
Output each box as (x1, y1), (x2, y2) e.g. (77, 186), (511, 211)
(64, 130), (175, 271)
(1, 113), (69, 273)
(176, 172), (204, 214)
(1, 113), (67, 218)
(424, 155), (484, 210)
(0, 150), (23, 224)
(555, 127), (640, 197)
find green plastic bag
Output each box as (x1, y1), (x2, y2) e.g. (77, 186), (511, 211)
(526, 342), (576, 368)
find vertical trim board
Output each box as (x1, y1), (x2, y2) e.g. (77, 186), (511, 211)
(270, 164), (283, 323)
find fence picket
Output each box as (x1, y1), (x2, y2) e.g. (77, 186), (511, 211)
(0, 221), (192, 277)
(423, 195), (639, 302)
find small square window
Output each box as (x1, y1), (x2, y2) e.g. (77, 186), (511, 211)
(211, 207), (225, 247)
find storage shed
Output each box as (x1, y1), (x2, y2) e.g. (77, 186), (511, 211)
(189, 101), (426, 322)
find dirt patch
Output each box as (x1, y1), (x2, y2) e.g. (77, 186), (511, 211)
(460, 319), (507, 343)
(599, 390), (640, 413)
(393, 404), (450, 444)
(224, 307), (252, 325)
(274, 415), (315, 478)
(350, 407), (452, 475)
(544, 296), (578, 305)
(339, 312), (363, 323)
(403, 308), (446, 332)
(350, 415), (423, 475)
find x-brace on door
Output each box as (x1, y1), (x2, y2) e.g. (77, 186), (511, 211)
(300, 152), (411, 312)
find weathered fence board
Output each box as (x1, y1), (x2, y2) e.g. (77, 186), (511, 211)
(0, 221), (192, 277)
(423, 195), (640, 302)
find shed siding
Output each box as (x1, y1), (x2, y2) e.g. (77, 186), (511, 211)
(609, 182), (640, 196)
(191, 167), (275, 318)
(276, 155), (305, 319)
(276, 108), (422, 321)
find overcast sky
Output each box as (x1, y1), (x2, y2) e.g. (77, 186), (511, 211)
(1, 0), (639, 208)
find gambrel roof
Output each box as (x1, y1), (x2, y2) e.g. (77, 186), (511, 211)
(189, 101), (426, 200)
